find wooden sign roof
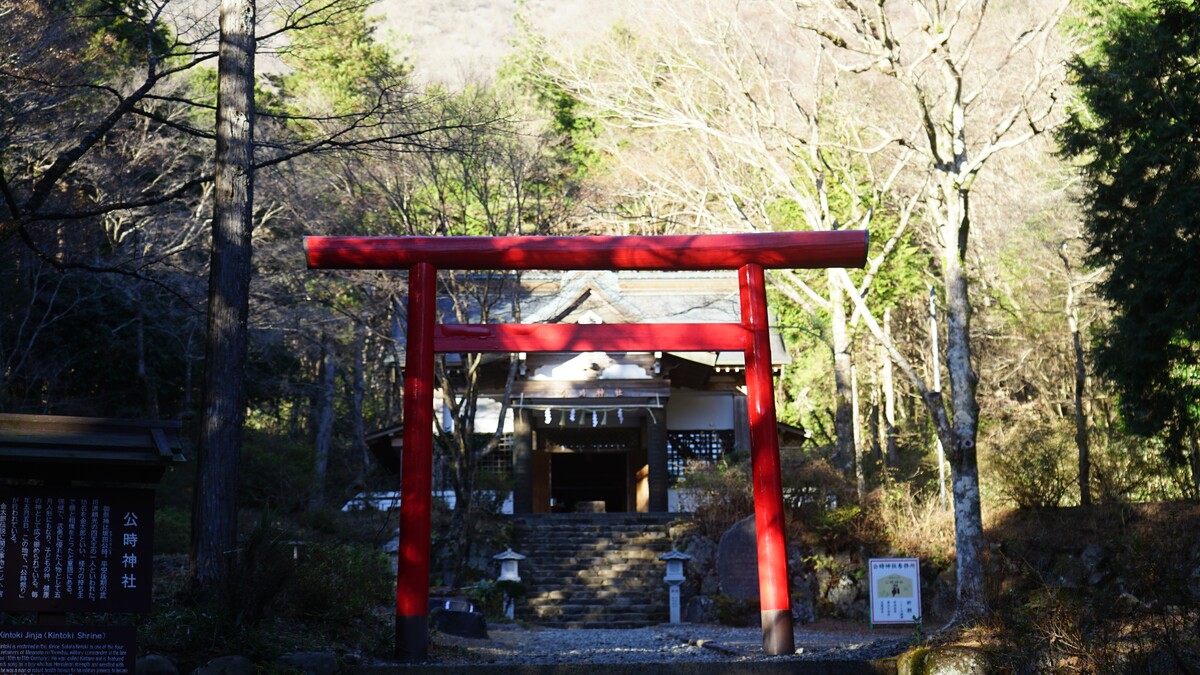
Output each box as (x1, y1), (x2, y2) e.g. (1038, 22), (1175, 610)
(0, 414), (185, 484)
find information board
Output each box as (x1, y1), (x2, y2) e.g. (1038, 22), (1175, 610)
(0, 486), (154, 613)
(0, 625), (135, 674)
(868, 557), (921, 625)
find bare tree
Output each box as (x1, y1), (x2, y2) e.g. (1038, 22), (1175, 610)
(1056, 238), (1103, 506)
(544, 0), (920, 480)
(391, 89), (570, 582)
(799, 0), (1073, 621)
(1, 0), (494, 592)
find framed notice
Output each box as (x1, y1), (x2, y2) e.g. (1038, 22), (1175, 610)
(0, 486), (155, 613)
(868, 557), (921, 625)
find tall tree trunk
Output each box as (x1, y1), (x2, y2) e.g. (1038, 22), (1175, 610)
(873, 381), (886, 468)
(1190, 434), (1200, 501)
(352, 317), (369, 468)
(881, 309), (898, 467)
(183, 329), (195, 416)
(930, 285), (947, 510)
(1071, 319), (1091, 507)
(1059, 245), (1093, 507)
(941, 189), (987, 623)
(852, 363), (865, 501)
(191, 0), (255, 591)
(311, 334), (336, 510)
(830, 269), (854, 473)
(445, 455), (474, 587)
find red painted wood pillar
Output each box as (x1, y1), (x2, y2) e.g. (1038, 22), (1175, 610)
(396, 262), (436, 661)
(739, 263), (795, 656)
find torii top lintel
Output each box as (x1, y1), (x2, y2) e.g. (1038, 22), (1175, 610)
(304, 231), (869, 271)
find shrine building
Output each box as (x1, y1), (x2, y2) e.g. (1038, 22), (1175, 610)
(370, 270), (792, 515)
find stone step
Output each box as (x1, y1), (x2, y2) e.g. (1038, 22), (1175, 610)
(523, 541), (669, 551)
(517, 540), (670, 550)
(526, 578), (659, 589)
(526, 599), (657, 610)
(524, 569), (662, 578)
(527, 589), (657, 597)
(528, 610), (659, 621)
(525, 572), (661, 582)
(526, 582), (658, 592)
(531, 603), (657, 613)
(509, 514), (676, 629)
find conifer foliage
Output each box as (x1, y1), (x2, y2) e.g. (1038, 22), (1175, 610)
(1060, 0), (1200, 456)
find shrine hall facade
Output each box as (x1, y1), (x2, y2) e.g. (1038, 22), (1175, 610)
(412, 270), (792, 514)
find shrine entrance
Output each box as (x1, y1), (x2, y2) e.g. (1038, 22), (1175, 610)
(306, 230), (868, 660)
(542, 428), (636, 513)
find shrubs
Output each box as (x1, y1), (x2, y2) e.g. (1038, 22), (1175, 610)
(986, 583), (1200, 672)
(869, 483), (955, 566)
(983, 413), (1198, 508)
(1090, 432), (1198, 503)
(463, 578), (527, 619)
(140, 514), (395, 665)
(154, 506), (191, 555)
(988, 418), (1076, 508)
(239, 430), (315, 513)
(675, 458), (755, 542)
(680, 451), (854, 544)
(982, 503), (1200, 672)
(712, 594), (760, 627)
(289, 542), (392, 629)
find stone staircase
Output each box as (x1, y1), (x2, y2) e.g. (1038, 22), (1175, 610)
(510, 513), (677, 628)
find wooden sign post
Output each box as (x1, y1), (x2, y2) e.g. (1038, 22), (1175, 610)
(0, 414), (185, 674)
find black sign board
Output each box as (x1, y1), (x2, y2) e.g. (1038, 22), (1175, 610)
(0, 486), (154, 613)
(0, 625), (135, 674)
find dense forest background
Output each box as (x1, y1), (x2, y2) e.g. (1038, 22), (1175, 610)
(3, 0), (1200, 667)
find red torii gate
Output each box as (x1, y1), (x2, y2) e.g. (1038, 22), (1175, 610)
(305, 231), (869, 660)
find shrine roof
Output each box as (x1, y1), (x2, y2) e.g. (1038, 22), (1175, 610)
(431, 271), (789, 367)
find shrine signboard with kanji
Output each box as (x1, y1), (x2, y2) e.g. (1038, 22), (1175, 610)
(868, 557), (922, 625)
(0, 486), (155, 614)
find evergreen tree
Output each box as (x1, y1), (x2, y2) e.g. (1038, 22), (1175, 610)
(1060, 0), (1200, 480)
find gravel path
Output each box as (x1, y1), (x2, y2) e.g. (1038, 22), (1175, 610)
(429, 621), (914, 665)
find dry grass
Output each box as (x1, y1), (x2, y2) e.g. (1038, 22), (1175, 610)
(867, 483), (957, 564)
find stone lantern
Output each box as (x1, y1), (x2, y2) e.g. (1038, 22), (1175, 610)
(493, 548), (526, 619)
(659, 549), (692, 624)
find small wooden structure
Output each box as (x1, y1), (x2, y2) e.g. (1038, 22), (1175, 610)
(0, 413), (185, 671)
(0, 413), (186, 483)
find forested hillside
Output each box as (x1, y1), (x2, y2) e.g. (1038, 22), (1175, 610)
(2, 0), (1198, 670)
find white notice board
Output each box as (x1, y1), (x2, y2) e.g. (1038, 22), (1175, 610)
(868, 558), (921, 625)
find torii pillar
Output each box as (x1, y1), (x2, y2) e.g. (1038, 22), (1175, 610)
(306, 231), (868, 661)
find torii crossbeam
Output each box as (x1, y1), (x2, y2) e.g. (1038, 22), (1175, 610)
(306, 231), (869, 660)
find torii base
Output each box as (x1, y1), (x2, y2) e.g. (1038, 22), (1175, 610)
(761, 609), (796, 656)
(395, 615), (428, 662)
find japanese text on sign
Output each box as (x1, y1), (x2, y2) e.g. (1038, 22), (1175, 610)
(868, 557), (922, 625)
(0, 487), (153, 613)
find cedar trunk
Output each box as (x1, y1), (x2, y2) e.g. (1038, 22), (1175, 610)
(191, 0), (255, 590)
